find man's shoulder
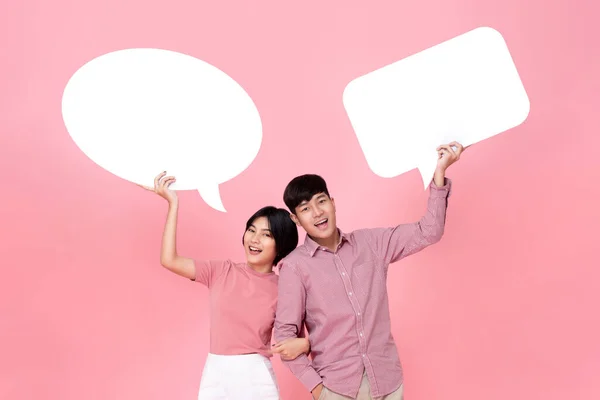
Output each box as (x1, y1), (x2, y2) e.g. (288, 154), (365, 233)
(346, 227), (373, 236)
(345, 227), (382, 243)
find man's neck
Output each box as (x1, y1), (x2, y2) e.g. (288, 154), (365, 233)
(311, 229), (341, 252)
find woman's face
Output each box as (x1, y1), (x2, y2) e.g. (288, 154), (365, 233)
(243, 216), (277, 268)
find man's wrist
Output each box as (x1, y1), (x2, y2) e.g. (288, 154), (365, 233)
(299, 367), (323, 393)
(433, 168), (446, 186)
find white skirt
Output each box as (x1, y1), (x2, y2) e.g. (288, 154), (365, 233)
(198, 353), (280, 400)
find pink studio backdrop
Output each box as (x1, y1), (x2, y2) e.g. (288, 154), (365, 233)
(2, 1), (600, 399)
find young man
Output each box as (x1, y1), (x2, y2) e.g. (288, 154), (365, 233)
(274, 142), (465, 399)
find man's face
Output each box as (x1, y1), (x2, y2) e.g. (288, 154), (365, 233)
(292, 192), (337, 241)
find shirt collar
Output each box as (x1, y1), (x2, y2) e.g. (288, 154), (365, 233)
(304, 229), (349, 257)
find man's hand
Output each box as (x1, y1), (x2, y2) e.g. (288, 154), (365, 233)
(434, 141), (466, 186)
(436, 141), (465, 171)
(312, 383), (324, 399)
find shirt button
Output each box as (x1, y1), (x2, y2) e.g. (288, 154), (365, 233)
(348, 292), (353, 296)
(360, 332), (363, 337)
(357, 312), (361, 316)
(342, 272), (345, 276)
(362, 354), (366, 357)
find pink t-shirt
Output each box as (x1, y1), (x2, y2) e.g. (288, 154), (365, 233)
(193, 259), (278, 358)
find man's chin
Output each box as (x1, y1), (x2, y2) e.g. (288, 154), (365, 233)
(309, 230), (335, 241)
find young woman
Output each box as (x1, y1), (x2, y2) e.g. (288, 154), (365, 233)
(140, 172), (308, 399)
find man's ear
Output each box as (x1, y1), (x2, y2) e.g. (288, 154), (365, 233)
(290, 213), (301, 227)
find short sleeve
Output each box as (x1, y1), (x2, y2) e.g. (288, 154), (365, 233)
(192, 260), (229, 287)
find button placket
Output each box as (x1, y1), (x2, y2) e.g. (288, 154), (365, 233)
(334, 251), (370, 368)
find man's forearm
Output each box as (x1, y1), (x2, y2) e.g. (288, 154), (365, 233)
(280, 354), (322, 393)
(275, 264), (322, 393)
(433, 166), (446, 187)
(275, 328), (321, 391)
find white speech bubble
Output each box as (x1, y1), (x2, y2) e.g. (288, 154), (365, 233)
(343, 27), (530, 188)
(61, 48), (263, 212)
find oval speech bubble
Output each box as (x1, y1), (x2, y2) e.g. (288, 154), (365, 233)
(61, 48), (262, 212)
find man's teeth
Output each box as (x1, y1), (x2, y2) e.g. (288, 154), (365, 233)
(315, 219), (328, 226)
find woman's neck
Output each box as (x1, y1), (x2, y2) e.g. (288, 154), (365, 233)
(247, 262), (273, 274)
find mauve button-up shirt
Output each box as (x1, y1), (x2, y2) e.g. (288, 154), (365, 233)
(274, 179), (452, 398)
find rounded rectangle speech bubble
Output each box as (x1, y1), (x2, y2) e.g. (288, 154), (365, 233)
(343, 26), (530, 188)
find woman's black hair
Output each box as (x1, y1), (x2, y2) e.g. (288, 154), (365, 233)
(243, 206), (299, 265)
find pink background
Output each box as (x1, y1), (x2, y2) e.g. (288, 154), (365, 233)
(2, 0), (600, 399)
